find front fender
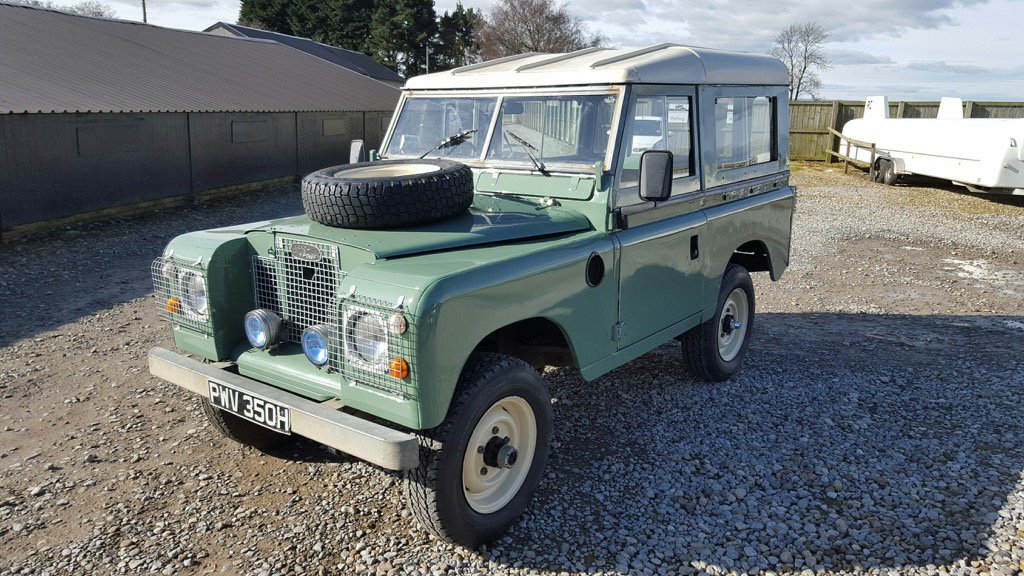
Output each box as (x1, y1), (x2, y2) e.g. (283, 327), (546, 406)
(411, 233), (616, 429)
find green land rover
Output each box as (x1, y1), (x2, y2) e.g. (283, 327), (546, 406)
(149, 44), (795, 546)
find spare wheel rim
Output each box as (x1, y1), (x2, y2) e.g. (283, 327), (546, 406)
(461, 396), (537, 514)
(333, 163), (442, 179)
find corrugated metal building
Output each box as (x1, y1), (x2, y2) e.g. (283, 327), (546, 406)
(0, 4), (400, 235)
(205, 22), (405, 88)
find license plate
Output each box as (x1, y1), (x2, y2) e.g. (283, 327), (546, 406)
(208, 380), (291, 434)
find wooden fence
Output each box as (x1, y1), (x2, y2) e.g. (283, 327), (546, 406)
(789, 100), (1024, 161)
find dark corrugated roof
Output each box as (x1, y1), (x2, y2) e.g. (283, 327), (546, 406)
(207, 22), (404, 85)
(0, 3), (400, 114)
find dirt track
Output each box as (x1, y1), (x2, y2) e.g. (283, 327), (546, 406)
(1, 166), (1022, 576)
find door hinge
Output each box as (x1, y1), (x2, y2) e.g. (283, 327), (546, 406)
(612, 321), (625, 342)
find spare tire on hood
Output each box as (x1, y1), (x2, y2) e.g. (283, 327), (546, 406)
(301, 159), (474, 229)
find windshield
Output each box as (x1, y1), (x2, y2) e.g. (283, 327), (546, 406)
(384, 93), (618, 169)
(385, 97), (496, 159)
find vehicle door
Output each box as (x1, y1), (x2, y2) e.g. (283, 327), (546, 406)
(613, 85), (706, 349)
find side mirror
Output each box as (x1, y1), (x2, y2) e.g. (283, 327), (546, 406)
(639, 150), (673, 201)
(349, 139), (366, 164)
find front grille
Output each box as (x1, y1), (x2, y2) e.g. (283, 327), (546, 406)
(253, 237), (341, 344)
(251, 237), (416, 399)
(151, 255), (212, 334)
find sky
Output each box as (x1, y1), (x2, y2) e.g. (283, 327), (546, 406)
(49, 0), (1024, 101)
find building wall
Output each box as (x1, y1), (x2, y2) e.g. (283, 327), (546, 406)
(0, 113), (191, 229)
(189, 112), (298, 191)
(0, 109), (396, 232)
(297, 111), (364, 174)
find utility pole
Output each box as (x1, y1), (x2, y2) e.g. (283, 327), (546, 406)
(141, 0), (147, 23)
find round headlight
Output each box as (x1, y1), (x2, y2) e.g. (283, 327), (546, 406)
(244, 309), (282, 350)
(348, 311), (388, 366)
(302, 325), (330, 367)
(388, 312), (408, 335)
(161, 260), (176, 280)
(180, 271), (208, 318)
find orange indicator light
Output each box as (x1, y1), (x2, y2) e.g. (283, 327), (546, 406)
(389, 357), (409, 379)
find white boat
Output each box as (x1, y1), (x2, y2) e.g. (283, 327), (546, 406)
(841, 96), (1024, 195)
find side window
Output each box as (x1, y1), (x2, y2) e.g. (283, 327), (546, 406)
(714, 96), (774, 170)
(619, 95), (694, 188)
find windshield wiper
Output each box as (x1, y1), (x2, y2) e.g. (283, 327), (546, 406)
(503, 130), (548, 174)
(419, 129), (477, 159)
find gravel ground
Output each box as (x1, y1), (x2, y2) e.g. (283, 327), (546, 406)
(1, 166), (1022, 576)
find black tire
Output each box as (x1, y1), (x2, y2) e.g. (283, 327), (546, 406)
(301, 159), (474, 229)
(201, 398), (289, 452)
(404, 353), (553, 546)
(679, 264), (755, 382)
(870, 160), (881, 183)
(881, 159), (899, 186)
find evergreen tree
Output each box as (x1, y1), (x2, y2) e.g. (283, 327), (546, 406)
(238, 0), (477, 76)
(402, 0), (438, 75)
(368, 1), (404, 72)
(238, 0), (293, 34)
(436, 3), (479, 70)
(284, 0), (331, 42)
(325, 0), (376, 52)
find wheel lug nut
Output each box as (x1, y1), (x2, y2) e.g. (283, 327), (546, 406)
(480, 467), (488, 475)
(491, 427), (499, 434)
(477, 445), (484, 454)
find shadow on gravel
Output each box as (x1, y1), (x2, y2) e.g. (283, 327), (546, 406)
(889, 174), (1024, 206)
(500, 312), (1024, 574)
(0, 185), (303, 347)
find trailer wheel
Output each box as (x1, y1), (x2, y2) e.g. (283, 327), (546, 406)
(880, 159), (899, 186)
(870, 161), (881, 183)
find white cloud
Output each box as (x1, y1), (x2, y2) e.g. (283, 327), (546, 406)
(826, 49), (895, 66)
(905, 61), (986, 75)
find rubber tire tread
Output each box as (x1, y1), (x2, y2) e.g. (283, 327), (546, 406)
(404, 353), (553, 547)
(679, 264), (755, 382)
(201, 398), (289, 452)
(881, 159), (899, 186)
(301, 159), (474, 229)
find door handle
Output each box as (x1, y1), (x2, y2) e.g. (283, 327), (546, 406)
(690, 235), (699, 260)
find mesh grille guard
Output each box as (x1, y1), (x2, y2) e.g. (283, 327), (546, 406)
(250, 237), (416, 399)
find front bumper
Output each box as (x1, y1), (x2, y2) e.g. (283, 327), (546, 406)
(148, 347), (419, 471)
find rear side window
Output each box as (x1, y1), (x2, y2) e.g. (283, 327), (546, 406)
(715, 96), (774, 170)
(619, 95), (694, 187)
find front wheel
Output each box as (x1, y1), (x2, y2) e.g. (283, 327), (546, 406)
(679, 264), (755, 381)
(201, 399), (289, 452)
(404, 353), (553, 546)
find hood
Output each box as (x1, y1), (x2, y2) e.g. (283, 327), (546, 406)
(248, 195), (592, 259)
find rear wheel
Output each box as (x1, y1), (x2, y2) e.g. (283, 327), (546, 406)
(201, 399), (289, 451)
(404, 353), (553, 546)
(679, 264), (755, 381)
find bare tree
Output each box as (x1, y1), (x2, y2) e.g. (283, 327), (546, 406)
(474, 0), (603, 60)
(12, 0), (117, 18)
(769, 22), (831, 100)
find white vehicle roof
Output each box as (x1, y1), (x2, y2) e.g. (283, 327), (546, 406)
(405, 43), (790, 91)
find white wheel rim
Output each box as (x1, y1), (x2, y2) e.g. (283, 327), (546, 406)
(462, 396), (537, 514)
(717, 288), (749, 362)
(335, 164), (441, 179)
